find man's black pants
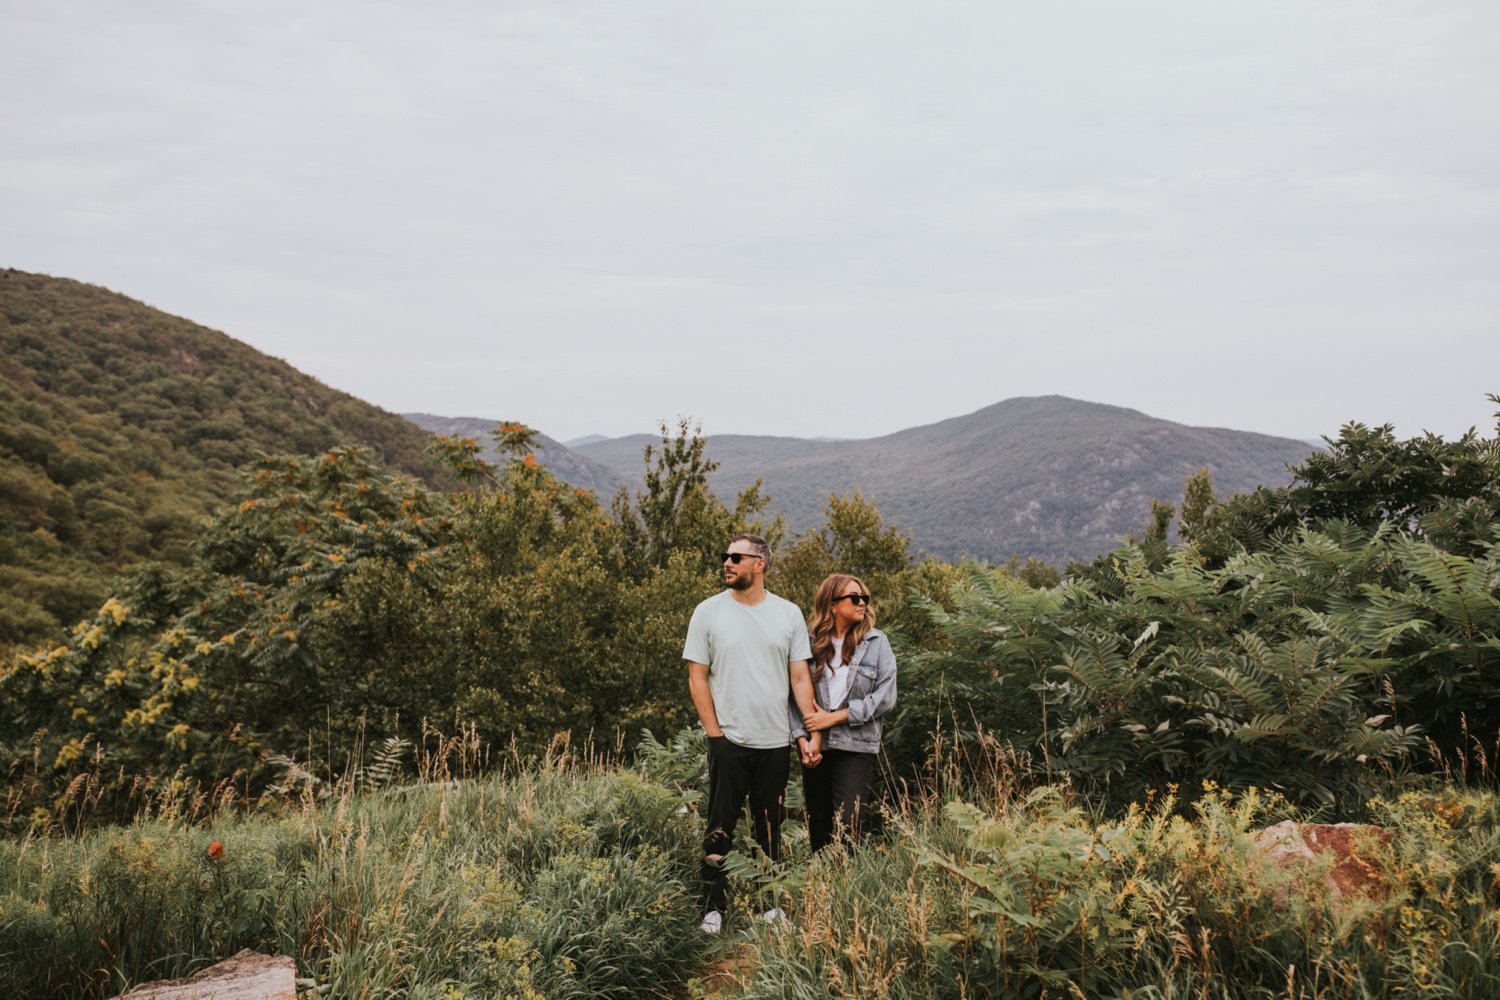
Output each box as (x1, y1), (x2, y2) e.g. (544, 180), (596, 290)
(802, 748), (878, 852)
(702, 736), (788, 914)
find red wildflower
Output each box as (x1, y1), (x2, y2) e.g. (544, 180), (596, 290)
(207, 840), (225, 862)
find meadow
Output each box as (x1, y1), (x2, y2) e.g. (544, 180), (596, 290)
(4, 407), (1499, 996)
(5, 729), (1500, 998)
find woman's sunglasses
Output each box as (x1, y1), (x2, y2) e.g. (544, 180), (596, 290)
(832, 594), (871, 606)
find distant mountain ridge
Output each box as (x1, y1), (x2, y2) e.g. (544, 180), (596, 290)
(0, 267), (1316, 647)
(573, 397), (1316, 564)
(403, 414), (626, 497)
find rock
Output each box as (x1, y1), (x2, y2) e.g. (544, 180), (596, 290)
(111, 950), (297, 1000)
(1251, 821), (1391, 901)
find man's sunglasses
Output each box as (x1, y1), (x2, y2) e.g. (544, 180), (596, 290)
(833, 594), (871, 606)
(720, 552), (764, 564)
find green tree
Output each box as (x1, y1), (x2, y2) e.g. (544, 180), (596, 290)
(1143, 497), (1175, 544)
(1, 422), (792, 825)
(1177, 465), (1217, 546)
(774, 491), (961, 667)
(997, 555), (1063, 589)
(1199, 399), (1500, 561)
(611, 418), (779, 576)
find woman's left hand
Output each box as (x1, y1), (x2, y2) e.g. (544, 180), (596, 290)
(798, 733), (822, 768)
(803, 709), (841, 732)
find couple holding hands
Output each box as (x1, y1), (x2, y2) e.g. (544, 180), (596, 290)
(683, 534), (898, 932)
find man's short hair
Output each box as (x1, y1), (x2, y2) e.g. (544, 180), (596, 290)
(730, 533), (771, 570)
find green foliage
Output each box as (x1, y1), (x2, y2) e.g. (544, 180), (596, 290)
(0, 420), (796, 826)
(1178, 465), (1217, 545)
(11, 749), (1500, 999)
(0, 764), (702, 999)
(724, 772), (1500, 999)
(1143, 496), (1175, 544)
(0, 447), (453, 812)
(997, 554), (1063, 589)
(901, 523), (1498, 814)
(774, 490), (958, 647)
(611, 417), (780, 575)
(405, 412), (626, 496)
(1197, 403), (1500, 563)
(634, 726), (709, 812)
(994, 408), (1500, 810)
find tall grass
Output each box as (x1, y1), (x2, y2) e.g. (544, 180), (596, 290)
(727, 737), (1500, 999)
(7, 729), (1500, 998)
(0, 735), (705, 998)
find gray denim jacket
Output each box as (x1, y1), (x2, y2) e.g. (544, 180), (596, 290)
(789, 628), (897, 754)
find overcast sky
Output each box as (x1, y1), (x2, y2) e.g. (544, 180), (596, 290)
(4, 1), (1497, 444)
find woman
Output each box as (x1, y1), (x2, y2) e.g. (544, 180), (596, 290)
(792, 573), (898, 851)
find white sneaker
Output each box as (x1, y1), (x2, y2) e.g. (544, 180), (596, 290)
(761, 907), (789, 929)
(699, 909), (723, 934)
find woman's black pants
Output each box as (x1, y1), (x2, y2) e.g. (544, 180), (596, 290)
(802, 747), (877, 852)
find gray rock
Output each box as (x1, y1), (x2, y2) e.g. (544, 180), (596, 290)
(112, 950), (297, 1000)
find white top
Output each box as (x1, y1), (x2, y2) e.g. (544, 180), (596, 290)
(824, 637), (853, 707)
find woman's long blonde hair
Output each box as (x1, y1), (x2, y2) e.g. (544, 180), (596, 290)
(808, 573), (875, 681)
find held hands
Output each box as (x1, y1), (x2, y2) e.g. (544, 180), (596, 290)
(797, 732), (822, 768)
(803, 709), (843, 733)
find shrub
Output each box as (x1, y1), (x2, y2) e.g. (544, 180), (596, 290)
(893, 521), (1500, 815)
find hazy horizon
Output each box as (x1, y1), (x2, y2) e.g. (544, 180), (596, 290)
(404, 394), (1336, 448)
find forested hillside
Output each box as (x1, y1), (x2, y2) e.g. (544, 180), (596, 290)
(577, 396), (1318, 564)
(0, 265), (1323, 650)
(0, 270), (449, 648)
(5, 402), (1500, 999)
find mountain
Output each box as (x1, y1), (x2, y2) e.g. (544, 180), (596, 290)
(403, 414), (627, 496)
(0, 268), (1320, 643)
(563, 434), (612, 448)
(575, 397), (1317, 564)
(0, 269), (450, 647)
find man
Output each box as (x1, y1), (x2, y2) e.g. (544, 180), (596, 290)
(683, 533), (818, 933)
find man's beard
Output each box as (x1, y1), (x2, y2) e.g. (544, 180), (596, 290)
(725, 573), (752, 591)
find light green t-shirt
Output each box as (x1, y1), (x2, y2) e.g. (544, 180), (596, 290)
(682, 589), (812, 749)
